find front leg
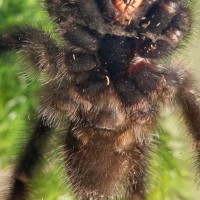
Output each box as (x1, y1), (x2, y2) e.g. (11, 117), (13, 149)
(0, 26), (99, 80)
(0, 26), (62, 76)
(138, 0), (190, 59)
(5, 118), (52, 200)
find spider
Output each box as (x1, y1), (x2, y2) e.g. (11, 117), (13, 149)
(0, 0), (198, 199)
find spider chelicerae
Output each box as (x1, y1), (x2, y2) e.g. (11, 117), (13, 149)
(0, 0), (199, 199)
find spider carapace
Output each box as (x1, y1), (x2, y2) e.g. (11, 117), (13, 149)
(0, 0), (198, 199)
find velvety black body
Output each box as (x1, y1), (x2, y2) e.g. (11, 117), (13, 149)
(0, 0), (199, 200)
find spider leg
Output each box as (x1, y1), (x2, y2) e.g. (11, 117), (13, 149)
(64, 25), (99, 52)
(44, 0), (78, 23)
(0, 26), (99, 77)
(161, 65), (200, 183)
(176, 76), (200, 177)
(138, 1), (190, 59)
(6, 118), (52, 200)
(178, 89), (200, 141)
(44, 0), (99, 52)
(0, 26), (61, 74)
(126, 146), (148, 200)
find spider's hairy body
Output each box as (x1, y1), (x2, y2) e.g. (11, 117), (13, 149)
(0, 0), (199, 200)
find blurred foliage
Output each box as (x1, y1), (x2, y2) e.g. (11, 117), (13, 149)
(0, 0), (200, 199)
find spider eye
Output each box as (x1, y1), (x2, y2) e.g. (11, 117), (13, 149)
(113, 0), (144, 13)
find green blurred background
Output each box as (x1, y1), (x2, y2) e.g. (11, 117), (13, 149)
(1, 0), (200, 199)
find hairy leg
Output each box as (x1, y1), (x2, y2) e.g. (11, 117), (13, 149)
(0, 26), (62, 74)
(0, 26), (99, 80)
(124, 144), (149, 200)
(176, 75), (200, 178)
(6, 119), (52, 200)
(138, 0), (190, 59)
(160, 65), (200, 184)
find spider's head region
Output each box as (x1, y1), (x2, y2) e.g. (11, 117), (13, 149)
(112, 0), (146, 25)
(94, 0), (150, 29)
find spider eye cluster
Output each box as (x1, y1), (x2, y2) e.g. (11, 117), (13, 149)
(113, 0), (143, 13)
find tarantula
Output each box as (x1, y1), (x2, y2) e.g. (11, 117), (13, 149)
(0, 0), (198, 199)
